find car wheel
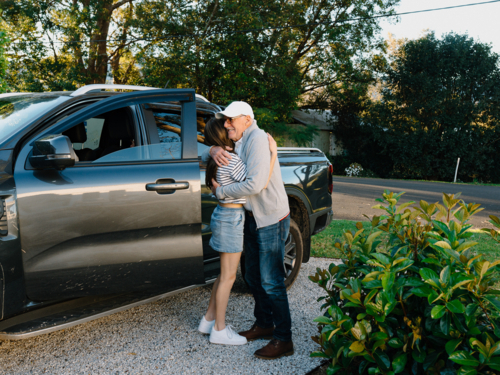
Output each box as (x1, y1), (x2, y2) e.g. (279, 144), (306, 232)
(240, 219), (303, 291)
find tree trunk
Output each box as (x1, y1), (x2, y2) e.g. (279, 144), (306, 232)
(87, 0), (113, 84)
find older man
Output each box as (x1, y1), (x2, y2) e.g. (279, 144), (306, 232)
(203, 101), (293, 360)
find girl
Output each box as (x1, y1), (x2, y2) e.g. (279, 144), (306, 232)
(198, 117), (277, 345)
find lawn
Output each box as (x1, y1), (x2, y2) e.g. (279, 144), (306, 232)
(311, 219), (500, 261)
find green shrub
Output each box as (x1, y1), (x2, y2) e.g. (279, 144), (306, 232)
(359, 168), (379, 179)
(310, 191), (500, 374)
(326, 154), (354, 176)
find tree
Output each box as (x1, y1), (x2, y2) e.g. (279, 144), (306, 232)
(0, 25), (8, 92)
(1, 0), (145, 90)
(345, 32), (500, 182)
(1, 0), (400, 144)
(134, 0), (400, 143)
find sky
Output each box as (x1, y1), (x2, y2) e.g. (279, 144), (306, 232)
(378, 0), (500, 54)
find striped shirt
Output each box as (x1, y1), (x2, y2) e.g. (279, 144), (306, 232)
(217, 154), (247, 204)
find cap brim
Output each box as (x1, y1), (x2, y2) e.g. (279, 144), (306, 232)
(215, 106), (246, 119)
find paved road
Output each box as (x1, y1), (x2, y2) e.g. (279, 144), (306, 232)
(332, 177), (500, 229)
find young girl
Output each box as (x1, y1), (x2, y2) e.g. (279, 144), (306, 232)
(198, 117), (277, 345)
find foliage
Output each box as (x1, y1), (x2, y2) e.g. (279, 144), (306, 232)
(0, 26), (8, 92)
(253, 108), (317, 147)
(327, 154), (355, 176)
(310, 191), (500, 374)
(310, 220), (499, 261)
(346, 163), (364, 177)
(359, 169), (379, 178)
(332, 32), (500, 182)
(1, 0), (400, 138)
(482, 216), (500, 244)
(1, 0), (144, 90)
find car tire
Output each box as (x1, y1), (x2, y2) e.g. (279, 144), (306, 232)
(240, 219), (303, 291)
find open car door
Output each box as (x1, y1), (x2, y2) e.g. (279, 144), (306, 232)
(14, 89), (204, 300)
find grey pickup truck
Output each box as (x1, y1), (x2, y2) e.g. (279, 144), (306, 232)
(0, 85), (333, 340)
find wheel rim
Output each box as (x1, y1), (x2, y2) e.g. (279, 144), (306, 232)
(284, 231), (297, 279)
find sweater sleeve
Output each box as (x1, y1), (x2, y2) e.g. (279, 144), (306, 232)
(201, 146), (211, 163)
(216, 132), (270, 200)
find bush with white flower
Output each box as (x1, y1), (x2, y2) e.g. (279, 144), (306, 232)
(345, 163), (363, 177)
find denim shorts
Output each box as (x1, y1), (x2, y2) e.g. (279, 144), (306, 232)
(209, 205), (245, 253)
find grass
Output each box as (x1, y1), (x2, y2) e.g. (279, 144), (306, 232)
(311, 219), (500, 261)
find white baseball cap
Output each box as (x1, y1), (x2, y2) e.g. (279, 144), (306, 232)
(215, 101), (254, 120)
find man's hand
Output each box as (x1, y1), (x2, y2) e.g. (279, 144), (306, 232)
(210, 146), (233, 167)
(211, 179), (220, 196)
(267, 132), (277, 154)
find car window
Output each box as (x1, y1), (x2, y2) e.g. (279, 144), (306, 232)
(150, 105), (212, 159)
(0, 94), (70, 147)
(72, 118), (105, 151)
(60, 107), (138, 164)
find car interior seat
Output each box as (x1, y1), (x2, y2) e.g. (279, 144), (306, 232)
(62, 123), (95, 161)
(98, 109), (135, 159)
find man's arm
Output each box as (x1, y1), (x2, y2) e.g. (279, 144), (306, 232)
(201, 146), (232, 166)
(201, 147), (211, 163)
(216, 133), (270, 200)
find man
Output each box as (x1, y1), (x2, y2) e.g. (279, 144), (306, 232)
(203, 101), (293, 360)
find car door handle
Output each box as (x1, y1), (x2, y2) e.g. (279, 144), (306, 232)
(146, 182), (189, 191)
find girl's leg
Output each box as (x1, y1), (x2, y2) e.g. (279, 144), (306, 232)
(214, 251), (242, 331)
(205, 275), (220, 321)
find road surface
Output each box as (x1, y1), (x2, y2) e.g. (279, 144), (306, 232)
(331, 177), (500, 229)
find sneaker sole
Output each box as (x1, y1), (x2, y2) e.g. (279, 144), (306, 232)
(209, 340), (248, 346)
(254, 349), (294, 360)
(245, 335), (274, 342)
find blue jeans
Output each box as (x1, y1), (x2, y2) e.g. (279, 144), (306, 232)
(244, 213), (292, 342)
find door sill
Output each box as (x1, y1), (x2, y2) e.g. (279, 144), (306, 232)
(0, 279), (216, 341)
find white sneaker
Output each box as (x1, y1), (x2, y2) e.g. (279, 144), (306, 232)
(198, 316), (215, 334)
(209, 325), (248, 345)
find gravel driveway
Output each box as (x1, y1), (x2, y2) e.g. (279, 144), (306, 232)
(0, 258), (334, 375)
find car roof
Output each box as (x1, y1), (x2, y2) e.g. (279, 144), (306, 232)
(2, 87), (222, 113)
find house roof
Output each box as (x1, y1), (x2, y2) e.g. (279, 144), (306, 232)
(291, 110), (336, 131)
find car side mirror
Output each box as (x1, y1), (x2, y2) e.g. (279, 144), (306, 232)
(29, 135), (77, 170)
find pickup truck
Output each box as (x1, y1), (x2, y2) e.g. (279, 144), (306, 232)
(0, 85), (333, 340)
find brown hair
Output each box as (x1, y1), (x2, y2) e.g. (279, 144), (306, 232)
(204, 117), (235, 189)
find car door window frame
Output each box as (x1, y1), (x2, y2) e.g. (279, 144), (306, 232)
(23, 89), (198, 169)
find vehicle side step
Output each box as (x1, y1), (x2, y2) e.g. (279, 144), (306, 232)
(0, 279), (216, 340)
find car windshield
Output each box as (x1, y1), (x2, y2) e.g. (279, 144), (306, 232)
(0, 94), (70, 146)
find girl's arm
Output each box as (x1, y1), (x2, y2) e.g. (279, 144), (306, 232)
(264, 133), (278, 189)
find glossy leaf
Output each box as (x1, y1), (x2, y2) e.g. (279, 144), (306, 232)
(392, 353), (407, 374)
(457, 367), (477, 375)
(314, 316), (332, 324)
(449, 351), (480, 367)
(412, 286), (432, 297)
(484, 296), (500, 312)
(382, 272), (396, 291)
(440, 312), (451, 335)
(420, 268), (439, 282)
(446, 339), (462, 355)
(388, 338), (404, 348)
(431, 305), (446, 319)
(350, 341), (365, 353)
(447, 300), (466, 314)
(373, 350), (391, 371)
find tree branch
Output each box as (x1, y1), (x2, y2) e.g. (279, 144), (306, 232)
(112, 0), (135, 11)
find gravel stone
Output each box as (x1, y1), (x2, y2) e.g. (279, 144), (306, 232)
(0, 258), (336, 374)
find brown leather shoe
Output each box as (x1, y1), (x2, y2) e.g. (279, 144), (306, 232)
(254, 338), (294, 360)
(238, 324), (274, 341)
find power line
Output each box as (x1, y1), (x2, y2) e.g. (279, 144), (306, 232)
(9, 0), (500, 46)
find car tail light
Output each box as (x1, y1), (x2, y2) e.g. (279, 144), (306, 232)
(328, 164), (333, 194)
